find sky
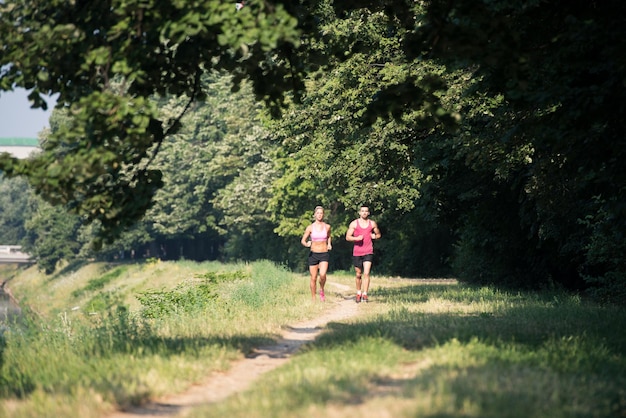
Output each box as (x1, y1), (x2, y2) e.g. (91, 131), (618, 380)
(0, 89), (56, 138)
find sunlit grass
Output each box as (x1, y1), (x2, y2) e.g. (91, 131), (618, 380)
(0, 259), (333, 418)
(2, 264), (625, 418)
(187, 279), (626, 418)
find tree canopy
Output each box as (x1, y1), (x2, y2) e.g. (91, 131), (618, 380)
(1, 1), (626, 301)
(410, 0), (626, 299)
(0, 0), (302, 239)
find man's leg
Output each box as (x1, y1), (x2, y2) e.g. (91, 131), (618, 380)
(362, 261), (372, 302)
(355, 265), (362, 302)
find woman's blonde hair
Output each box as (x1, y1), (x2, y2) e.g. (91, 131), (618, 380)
(313, 206), (324, 219)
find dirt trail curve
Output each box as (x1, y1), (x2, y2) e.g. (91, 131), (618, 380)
(107, 281), (358, 418)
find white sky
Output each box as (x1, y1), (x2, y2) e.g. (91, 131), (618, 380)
(0, 89), (56, 138)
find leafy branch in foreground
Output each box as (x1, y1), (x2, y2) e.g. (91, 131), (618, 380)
(0, 0), (302, 241)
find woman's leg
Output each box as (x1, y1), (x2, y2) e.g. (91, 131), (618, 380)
(309, 264), (319, 299)
(318, 261), (328, 300)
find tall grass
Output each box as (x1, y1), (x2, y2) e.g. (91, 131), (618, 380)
(3, 265), (625, 418)
(187, 280), (626, 418)
(0, 260), (325, 418)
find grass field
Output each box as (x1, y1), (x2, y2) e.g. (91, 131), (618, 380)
(1, 261), (625, 418)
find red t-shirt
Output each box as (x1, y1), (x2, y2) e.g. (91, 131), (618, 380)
(352, 220), (374, 256)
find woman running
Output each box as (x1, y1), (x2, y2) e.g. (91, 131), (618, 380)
(301, 206), (332, 301)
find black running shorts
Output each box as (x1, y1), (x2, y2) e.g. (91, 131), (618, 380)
(308, 251), (330, 266)
(352, 254), (374, 270)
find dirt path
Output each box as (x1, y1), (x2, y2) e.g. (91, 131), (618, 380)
(107, 281), (358, 418)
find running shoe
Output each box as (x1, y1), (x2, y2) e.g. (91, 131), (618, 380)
(355, 293), (361, 303)
(362, 294), (368, 303)
(320, 289), (325, 302)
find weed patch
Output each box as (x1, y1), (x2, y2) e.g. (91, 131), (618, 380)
(135, 270), (250, 319)
(71, 266), (127, 298)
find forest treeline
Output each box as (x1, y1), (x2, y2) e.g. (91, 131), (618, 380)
(0, 1), (624, 303)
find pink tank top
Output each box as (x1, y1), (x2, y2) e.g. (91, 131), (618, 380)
(353, 220), (373, 256)
(310, 223), (328, 242)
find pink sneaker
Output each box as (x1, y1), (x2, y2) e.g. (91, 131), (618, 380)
(362, 294), (368, 303)
(319, 289), (325, 301)
(356, 294), (361, 303)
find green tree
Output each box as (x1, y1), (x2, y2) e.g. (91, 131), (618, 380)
(92, 72), (285, 263)
(4, 0), (625, 300)
(406, 0), (626, 296)
(0, 175), (32, 244)
(22, 197), (83, 274)
(0, 0), (302, 241)
(267, 5), (458, 273)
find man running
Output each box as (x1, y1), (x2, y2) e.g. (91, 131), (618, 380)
(346, 205), (381, 303)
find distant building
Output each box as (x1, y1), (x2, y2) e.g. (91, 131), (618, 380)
(0, 245), (33, 264)
(0, 137), (40, 159)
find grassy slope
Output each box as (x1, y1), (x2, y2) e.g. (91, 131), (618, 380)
(0, 260), (337, 418)
(187, 279), (626, 418)
(2, 263), (626, 418)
